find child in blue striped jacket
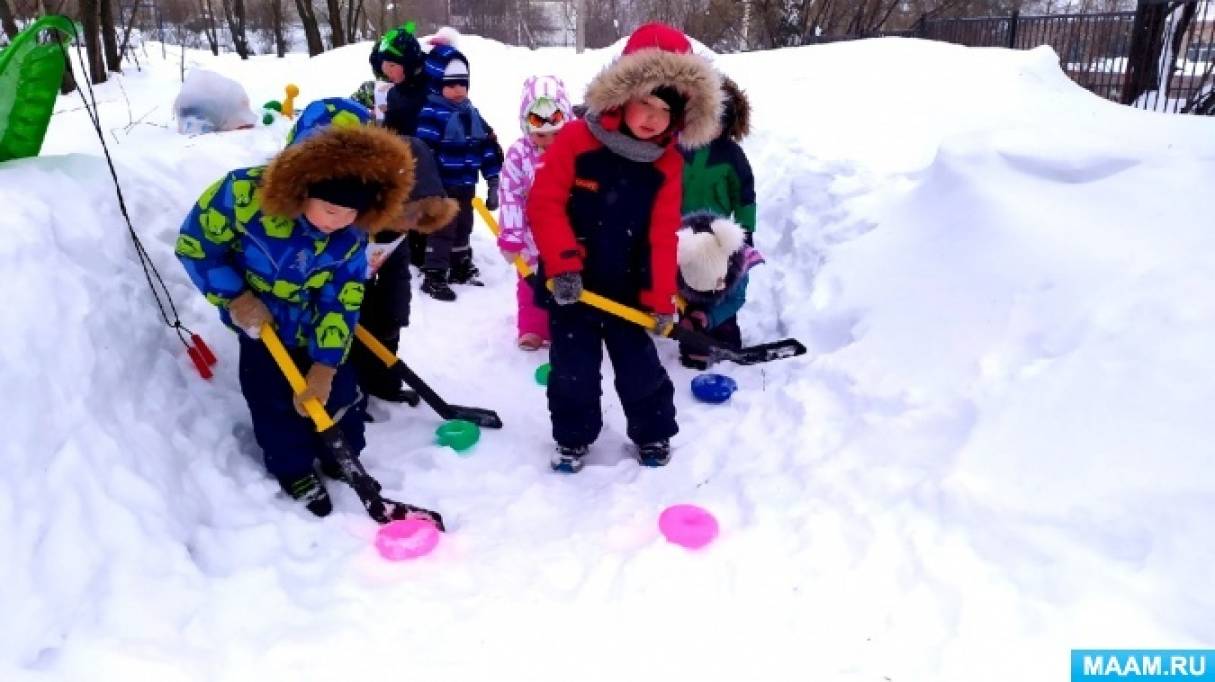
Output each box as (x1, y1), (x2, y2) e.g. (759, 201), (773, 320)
(414, 41), (503, 301)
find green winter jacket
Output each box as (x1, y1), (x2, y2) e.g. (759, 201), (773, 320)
(681, 139), (756, 232)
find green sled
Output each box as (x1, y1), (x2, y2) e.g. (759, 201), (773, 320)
(0, 15), (77, 163)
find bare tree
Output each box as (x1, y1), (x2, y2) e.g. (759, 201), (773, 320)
(325, 0), (345, 46)
(198, 0), (221, 55)
(220, 0), (250, 57)
(99, 0), (121, 70)
(345, 0), (366, 43)
(295, 0), (325, 54)
(270, 0), (287, 56)
(1, 0), (19, 40)
(116, 2), (142, 61)
(79, 0), (109, 82)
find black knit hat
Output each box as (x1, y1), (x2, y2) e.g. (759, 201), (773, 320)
(651, 85), (687, 128)
(307, 176), (381, 212)
(378, 24), (425, 74)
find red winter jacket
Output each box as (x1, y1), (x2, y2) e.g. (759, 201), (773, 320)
(527, 117), (682, 315)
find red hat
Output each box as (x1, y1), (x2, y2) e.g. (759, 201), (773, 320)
(622, 22), (692, 56)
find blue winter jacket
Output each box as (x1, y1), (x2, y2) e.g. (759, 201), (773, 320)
(176, 166), (368, 368)
(415, 44), (502, 188)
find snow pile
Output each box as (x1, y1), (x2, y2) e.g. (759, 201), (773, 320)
(1, 34), (1213, 681)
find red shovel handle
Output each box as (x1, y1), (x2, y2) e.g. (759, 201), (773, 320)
(191, 334), (217, 366)
(187, 345), (213, 379)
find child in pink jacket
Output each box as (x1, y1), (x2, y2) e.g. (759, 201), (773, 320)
(496, 75), (574, 350)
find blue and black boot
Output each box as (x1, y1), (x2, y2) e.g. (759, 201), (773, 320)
(551, 443), (589, 473)
(638, 439), (671, 467)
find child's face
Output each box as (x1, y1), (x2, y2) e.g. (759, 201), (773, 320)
(380, 61), (406, 84)
(304, 198), (359, 233)
(442, 83), (468, 103)
(529, 131), (557, 151)
(623, 94), (672, 140)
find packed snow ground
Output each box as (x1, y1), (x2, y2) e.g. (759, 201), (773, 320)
(2, 33), (1214, 681)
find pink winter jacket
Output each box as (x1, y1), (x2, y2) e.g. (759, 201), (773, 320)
(496, 75), (574, 268)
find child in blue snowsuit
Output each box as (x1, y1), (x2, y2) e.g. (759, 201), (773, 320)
(288, 98), (456, 406)
(414, 42), (504, 301)
(676, 211), (764, 369)
(176, 117), (418, 517)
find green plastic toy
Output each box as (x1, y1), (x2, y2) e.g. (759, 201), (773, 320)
(0, 15), (77, 163)
(436, 419), (480, 453)
(534, 362), (551, 386)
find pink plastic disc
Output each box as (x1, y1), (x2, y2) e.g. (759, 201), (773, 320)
(375, 518), (440, 560)
(658, 504), (719, 550)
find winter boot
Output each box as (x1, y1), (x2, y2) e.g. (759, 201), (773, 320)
(550, 443), (589, 473)
(449, 250), (484, 286)
(421, 268), (457, 301)
(638, 439), (671, 467)
(281, 472), (333, 517)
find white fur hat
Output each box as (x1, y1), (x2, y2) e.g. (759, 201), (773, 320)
(677, 213), (747, 292)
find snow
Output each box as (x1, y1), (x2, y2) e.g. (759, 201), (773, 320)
(3, 34), (1215, 681)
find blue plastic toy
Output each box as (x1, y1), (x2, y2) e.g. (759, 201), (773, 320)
(690, 373), (738, 404)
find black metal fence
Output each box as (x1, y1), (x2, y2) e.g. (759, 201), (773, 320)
(825, 0), (1215, 115)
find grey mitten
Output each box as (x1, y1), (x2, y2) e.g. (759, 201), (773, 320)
(485, 177), (500, 211)
(551, 272), (583, 305)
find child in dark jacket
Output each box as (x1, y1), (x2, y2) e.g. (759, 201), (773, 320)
(287, 99), (457, 405)
(676, 211), (764, 369)
(377, 23), (430, 138)
(176, 122), (417, 517)
(415, 42), (504, 301)
(527, 22), (722, 473)
(681, 77), (757, 245)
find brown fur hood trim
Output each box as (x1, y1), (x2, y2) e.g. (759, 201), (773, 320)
(386, 195), (460, 235)
(720, 76), (751, 142)
(261, 125), (415, 233)
(584, 48), (722, 149)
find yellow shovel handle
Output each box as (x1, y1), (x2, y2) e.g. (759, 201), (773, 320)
(259, 322), (334, 430)
(354, 324), (398, 367)
(471, 197), (669, 333)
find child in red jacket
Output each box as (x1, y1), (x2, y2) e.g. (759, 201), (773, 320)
(527, 22), (721, 472)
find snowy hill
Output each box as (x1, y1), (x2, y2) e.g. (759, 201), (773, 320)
(2, 34), (1214, 681)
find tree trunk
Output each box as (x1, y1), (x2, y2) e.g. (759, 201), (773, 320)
(1122, 0), (1172, 104)
(295, 0), (325, 55)
(347, 0), (366, 43)
(220, 0), (250, 58)
(271, 0), (287, 57)
(199, 0), (220, 56)
(99, 0), (121, 71)
(116, 3), (141, 62)
(80, 0), (108, 83)
(326, 0), (345, 47)
(0, 0), (19, 40)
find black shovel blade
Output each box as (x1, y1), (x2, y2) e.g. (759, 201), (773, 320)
(440, 404), (505, 430)
(389, 362), (504, 429)
(366, 496), (447, 532)
(718, 338), (808, 365)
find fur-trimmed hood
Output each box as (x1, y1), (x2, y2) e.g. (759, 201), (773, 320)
(262, 125), (415, 234)
(720, 76), (750, 142)
(584, 47), (722, 149)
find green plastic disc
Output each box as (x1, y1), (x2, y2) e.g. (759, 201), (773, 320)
(435, 419), (480, 453)
(534, 363), (551, 386)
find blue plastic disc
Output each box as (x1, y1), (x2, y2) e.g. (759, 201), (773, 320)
(690, 373), (738, 404)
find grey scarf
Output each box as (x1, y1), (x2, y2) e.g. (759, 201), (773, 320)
(585, 111), (665, 163)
